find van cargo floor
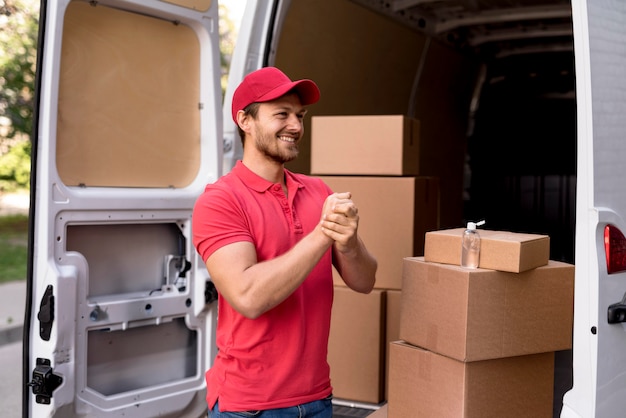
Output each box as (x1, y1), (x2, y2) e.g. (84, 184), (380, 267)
(332, 405), (377, 417)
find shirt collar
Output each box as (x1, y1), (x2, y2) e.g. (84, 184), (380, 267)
(233, 160), (304, 193)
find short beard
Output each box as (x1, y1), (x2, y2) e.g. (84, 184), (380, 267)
(254, 128), (299, 164)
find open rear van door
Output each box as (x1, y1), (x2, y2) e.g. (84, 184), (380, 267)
(24, 0), (223, 416)
(563, 0), (626, 416)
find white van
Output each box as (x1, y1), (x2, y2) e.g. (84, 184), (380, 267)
(24, 0), (625, 417)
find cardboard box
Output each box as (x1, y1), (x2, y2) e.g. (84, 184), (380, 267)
(368, 404), (388, 418)
(400, 258), (574, 361)
(385, 290), (402, 399)
(424, 228), (550, 273)
(388, 341), (554, 418)
(328, 287), (386, 403)
(311, 115), (420, 175)
(319, 176), (439, 289)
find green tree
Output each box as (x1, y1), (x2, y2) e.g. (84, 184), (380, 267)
(0, 0), (38, 191)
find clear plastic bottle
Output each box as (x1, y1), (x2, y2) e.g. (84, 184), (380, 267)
(461, 220), (486, 268)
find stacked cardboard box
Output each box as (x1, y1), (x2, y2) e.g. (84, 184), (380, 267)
(328, 286), (387, 403)
(424, 228), (551, 273)
(312, 115), (440, 404)
(311, 115), (421, 176)
(387, 229), (574, 418)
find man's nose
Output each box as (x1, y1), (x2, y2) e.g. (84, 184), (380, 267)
(286, 114), (302, 130)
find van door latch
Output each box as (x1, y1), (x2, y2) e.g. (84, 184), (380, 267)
(607, 293), (626, 324)
(37, 285), (54, 341)
(28, 358), (63, 404)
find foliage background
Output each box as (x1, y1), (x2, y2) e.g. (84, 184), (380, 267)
(0, 0), (37, 191)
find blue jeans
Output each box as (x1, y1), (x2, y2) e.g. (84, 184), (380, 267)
(209, 396), (333, 417)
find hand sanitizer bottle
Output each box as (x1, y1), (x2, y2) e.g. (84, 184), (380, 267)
(461, 220), (486, 268)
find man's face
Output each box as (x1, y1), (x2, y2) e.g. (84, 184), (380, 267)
(250, 93), (307, 164)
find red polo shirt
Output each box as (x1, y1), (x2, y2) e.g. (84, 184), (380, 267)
(192, 161), (334, 412)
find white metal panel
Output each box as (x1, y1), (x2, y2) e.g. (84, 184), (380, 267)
(26, 0), (221, 416)
(562, 0), (626, 417)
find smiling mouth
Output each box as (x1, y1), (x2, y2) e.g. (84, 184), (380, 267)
(278, 136), (297, 143)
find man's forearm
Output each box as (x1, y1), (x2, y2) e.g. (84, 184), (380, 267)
(334, 237), (377, 293)
(234, 225), (334, 318)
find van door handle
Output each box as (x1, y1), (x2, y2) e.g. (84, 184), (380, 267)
(37, 285), (54, 341)
(608, 293), (626, 323)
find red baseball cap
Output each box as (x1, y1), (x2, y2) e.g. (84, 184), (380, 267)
(231, 67), (320, 123)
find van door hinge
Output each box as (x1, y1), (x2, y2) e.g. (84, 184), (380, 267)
(37, 285), (54, 341)
(28, 358), (63, 404)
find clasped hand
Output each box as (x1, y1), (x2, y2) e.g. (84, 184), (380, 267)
(319, 192), (359, 253)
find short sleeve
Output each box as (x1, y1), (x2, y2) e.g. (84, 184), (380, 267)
(192, 186), (253, 263)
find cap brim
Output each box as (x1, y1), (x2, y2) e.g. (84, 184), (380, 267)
(257, 79), (320, 106)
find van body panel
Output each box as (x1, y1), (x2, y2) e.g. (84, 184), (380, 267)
(562, 0), (626, 416)
(25, 0), (221, 416)
(27, 0), (626, 416)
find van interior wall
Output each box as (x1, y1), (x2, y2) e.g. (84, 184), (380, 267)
(466, 52), (577, 264)
(276, 0), (477, 229)
(276, 0), (576, 265)
(275, 2), (577, 413)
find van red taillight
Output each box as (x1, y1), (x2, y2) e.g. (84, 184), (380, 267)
(605, 224), (626, 274)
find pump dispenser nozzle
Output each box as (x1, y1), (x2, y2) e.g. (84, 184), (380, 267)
(467, 220), (486, 230)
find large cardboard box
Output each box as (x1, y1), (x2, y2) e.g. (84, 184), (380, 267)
(319, 176), (439, 289)
(311, 115), (420, 175)
(369, 404), (388, 418)
(400, 257), (574, 361)
(424, 228), (550, 273)
(388, 341), (554, 418)
(328, 287), (386, 403)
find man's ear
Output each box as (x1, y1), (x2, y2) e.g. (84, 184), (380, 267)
(236, 110), (250, 132)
